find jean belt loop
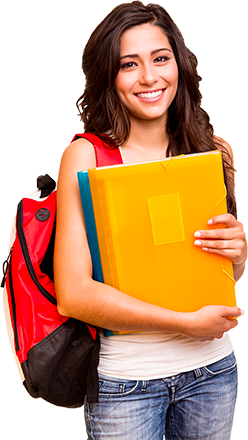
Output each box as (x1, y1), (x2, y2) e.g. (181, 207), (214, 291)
(194, 368), (203, 379)
(141, 381), (148, 392)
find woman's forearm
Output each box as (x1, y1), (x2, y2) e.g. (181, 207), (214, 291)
(55, 275), (242, 342)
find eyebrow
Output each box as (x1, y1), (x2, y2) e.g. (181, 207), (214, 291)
(120, 48), (172, 61)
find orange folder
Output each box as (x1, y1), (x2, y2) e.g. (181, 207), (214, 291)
(87, 151), (236, 318)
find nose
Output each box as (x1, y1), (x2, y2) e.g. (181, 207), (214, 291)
(139, 62), (158, 86)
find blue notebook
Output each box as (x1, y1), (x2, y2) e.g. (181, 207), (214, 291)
(77, 170), (112, 337)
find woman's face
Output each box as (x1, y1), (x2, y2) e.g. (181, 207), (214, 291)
(115, 23), (178, 125)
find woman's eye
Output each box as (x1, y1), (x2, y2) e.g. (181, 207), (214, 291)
(120, 61), (137, 69)
(154, 56), (169, 63)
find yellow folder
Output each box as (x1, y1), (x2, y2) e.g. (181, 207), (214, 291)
(88, 151), (236, 316)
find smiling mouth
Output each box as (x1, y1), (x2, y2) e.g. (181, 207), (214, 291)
(135, 89), (165, 99)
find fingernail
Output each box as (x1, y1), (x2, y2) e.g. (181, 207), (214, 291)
(194, 240), (202, 246)
(194, 231), (202, 238)
(208, 219), (214, 225)
(241, 310), (245, 316)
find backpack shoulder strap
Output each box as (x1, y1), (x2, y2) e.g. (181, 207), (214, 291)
(71, 133), (123, 167)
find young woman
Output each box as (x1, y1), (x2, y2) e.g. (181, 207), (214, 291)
(54, 2), (247, 439)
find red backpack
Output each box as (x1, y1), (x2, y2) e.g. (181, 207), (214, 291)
(2, 133), (122, 407)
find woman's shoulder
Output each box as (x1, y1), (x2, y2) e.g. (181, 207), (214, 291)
(60, 136), (97, 171)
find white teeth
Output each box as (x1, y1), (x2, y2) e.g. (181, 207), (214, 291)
(137, 90), (163, 99)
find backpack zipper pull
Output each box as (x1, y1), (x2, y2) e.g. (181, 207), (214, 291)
(1, 247), (13, 288)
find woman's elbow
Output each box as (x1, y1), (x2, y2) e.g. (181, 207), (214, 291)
(57, 300), (69, 317)
(54, 278), (76, 318)
(55, 277), (93, 320)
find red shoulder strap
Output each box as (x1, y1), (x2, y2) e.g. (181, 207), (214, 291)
(71, 133), (123, 167)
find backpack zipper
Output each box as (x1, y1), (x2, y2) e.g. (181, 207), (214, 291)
(8, 256), (20, 352)
(17, 200), (57, 306)
(1, 246), (13, 288)
(1, 247), (20, 351)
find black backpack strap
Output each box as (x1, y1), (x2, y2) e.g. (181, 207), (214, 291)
(86, 332), (101, 403)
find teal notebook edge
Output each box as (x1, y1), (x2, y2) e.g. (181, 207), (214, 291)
(77, 170), (113, 337)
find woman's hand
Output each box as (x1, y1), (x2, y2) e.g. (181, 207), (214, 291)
(194, 214), (247, 280)
(181, 305), (243, 342)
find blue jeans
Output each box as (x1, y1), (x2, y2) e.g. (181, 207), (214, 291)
(84, 352), (237, 439)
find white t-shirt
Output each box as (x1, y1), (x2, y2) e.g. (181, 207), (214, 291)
(98, 331), (233, 380)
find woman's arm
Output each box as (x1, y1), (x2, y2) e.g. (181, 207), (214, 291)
(54, 138), (242, 340)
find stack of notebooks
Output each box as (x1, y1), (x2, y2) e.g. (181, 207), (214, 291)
(77, 150), (236, 336)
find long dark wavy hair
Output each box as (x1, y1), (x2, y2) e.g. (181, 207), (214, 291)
(76, 1), (236, 217)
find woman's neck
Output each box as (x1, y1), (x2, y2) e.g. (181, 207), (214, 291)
(120, 118), (169, 164)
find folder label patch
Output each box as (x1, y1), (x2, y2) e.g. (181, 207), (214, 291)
(148, 193), (185, 245)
